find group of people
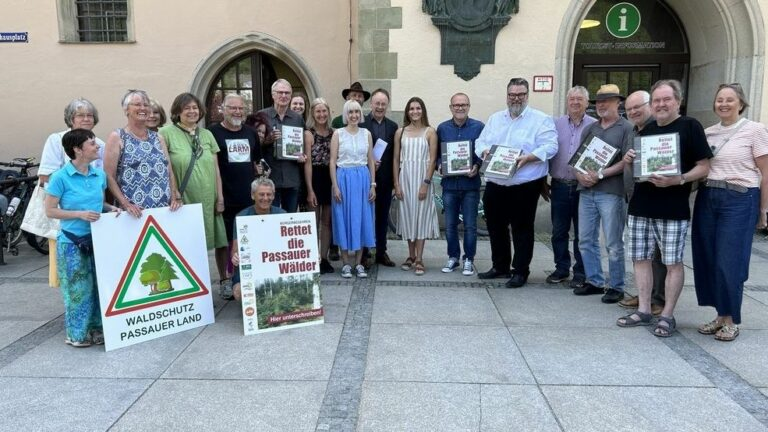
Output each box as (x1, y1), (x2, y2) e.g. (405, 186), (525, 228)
(34, 75), (766, 347)
(548, 80), (767, 342)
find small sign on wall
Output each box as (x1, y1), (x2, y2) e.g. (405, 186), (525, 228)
(533, 75), (553, 92)
(0, 32), (28, 43)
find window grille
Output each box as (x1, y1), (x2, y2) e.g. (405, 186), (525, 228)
(75, 0), (128, 42)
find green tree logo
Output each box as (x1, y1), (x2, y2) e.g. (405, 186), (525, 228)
(139, 253), (179, 295)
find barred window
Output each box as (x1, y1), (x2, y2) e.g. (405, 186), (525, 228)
(76, 0), (127, 42)
(57, 0), (133, 43)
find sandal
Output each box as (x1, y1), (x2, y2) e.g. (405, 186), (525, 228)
(698, 319), (724, 335)
(714, 324), (739, 342)
(414, 261), (425, 276)
(616, 311), (653, 327)
(401, 256), (416, 271)
(653, 316), (676, 338)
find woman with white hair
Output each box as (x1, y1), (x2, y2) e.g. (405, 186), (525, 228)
(329, 100), (376, 278)
(104, 89), (180, 217)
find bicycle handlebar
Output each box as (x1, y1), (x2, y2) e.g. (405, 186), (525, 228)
(0, 175), (38, 187)
(0, 160), (39, 169)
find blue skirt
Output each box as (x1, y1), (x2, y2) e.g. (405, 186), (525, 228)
(332, 165), (375, 252)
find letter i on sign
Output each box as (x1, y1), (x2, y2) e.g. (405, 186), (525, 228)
(618, 8), (627, 32)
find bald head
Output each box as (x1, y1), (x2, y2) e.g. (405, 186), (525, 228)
(625, 90), (652, 129)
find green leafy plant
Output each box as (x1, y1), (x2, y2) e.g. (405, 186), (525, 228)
(139, 253), (179, 295)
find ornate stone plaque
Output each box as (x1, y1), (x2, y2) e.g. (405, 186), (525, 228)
(422, 0), (518, 80)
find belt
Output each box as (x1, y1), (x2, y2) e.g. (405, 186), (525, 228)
(705, 179), (748, 193)
(552, 178), (578, 186)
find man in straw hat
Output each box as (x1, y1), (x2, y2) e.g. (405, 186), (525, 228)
(571, 84), (632, 304)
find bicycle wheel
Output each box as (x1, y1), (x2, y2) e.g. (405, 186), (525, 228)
(26, 232), (49, 255)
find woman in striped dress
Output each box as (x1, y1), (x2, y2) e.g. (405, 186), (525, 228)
(393, 97), (439, 275)
(692, 83), (768, 341)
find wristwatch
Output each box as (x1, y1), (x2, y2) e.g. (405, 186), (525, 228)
(423, 178), (432, 185)
(370, 182), (377, 188)
(597, 168), (604, 180)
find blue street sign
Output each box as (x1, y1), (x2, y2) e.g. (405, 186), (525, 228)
(0, 32), (28, 43)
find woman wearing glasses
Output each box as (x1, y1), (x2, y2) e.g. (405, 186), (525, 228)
(160, 93), (227, 253)
(104, 89), (180, 218)
(692, 83), (768, 341)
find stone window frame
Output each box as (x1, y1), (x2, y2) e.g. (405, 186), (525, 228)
(56, 0), (135, 43)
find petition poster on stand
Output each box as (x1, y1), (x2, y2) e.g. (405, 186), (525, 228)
(236, 211), (323, 335)
(92, 204), (214, 351)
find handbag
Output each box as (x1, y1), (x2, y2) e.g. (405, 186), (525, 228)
(62, 230), (94, 255)
(21, 183), (60, 239)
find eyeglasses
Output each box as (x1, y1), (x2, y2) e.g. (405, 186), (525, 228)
(625, 101), (648, 112)
(74, 113), (94, 119)
(718, 83), (743, 90)
(507, 92), (528, 100)
(273, 91), (291, 96)
(450, 103), (469, 109)
(129, 102), (150, 108)
(225, 105), (245, 111)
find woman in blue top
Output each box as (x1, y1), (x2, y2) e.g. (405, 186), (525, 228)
(45, 129), (119, 348)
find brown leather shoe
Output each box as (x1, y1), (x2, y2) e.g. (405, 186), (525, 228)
(618, 295), (639, 309)
(651, 303), (664, 316)
(376, 252), (396, 267)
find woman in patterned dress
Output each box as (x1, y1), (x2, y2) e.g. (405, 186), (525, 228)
(104, 89), (181, 217)
(393, 97), (439, 276)
(304, 97), (335, 274)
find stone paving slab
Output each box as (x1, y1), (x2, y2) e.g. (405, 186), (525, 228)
(682, 328), (768, 388)
(747, 292), (768, 307)
(542, 385), (767, 432)
(480, 384), (561, 432)
(511, 326), (712, 387)
(110, 379), (326, 432)
(0, 282), (63, 321)
(489, 286), (627, 328)
(0, 320), (47, 349)
(162, 319), (342, 381)
(0, 327), (201, 379)
(0, 377), (151, 432)
(372, 285), (504, 325)
(358, 382), (480, 432)
(365, 324), (534, 384)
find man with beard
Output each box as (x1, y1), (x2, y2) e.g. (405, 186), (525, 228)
(619, 90), (665, 316)
(572, 84), (632, 304)
(209, 93), (262, 300)
(259, 79), (306, 212)
(617, 79), (711, 337)
(547, 85), (596, 287)
(475, 77), (558, 288)
(361, 88), (399, 267)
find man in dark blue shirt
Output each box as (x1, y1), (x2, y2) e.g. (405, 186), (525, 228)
(436, 93), (484, 275)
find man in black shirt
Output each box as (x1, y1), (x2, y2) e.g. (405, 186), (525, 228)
(361, 88), (399, 267)
(209, 93), (261, 300)
(617, 80), (712, 336)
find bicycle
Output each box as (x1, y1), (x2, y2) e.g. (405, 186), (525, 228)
(388, 172), (488, 236)
(0, 157), (49, 263)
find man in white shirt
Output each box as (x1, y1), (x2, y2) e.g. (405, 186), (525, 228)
(475, 77), (558, 288)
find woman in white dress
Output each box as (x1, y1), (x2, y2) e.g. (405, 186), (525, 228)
(393, 97), (439, 276)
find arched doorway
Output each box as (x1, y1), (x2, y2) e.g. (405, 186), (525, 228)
(188, 32), (321, 126)
(554, 0), (765, 123)
(573, 0), (690, 114)
(204, 51), (309, 124)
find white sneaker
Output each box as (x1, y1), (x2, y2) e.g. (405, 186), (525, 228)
(441, 258), (459, 273)
(341, 264), (353, 278)
(356, 264), (368, 278)
(462, 260), (475, 276)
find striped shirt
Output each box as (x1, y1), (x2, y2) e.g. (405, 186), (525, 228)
(705, 119), (768, 188)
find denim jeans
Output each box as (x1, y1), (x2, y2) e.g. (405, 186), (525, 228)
(692, 186), (759, 324)
(274, 187), (299, 213)
(550, 180), (584, 279)
(578, 189), (626, 291)
(442, 188), (480, 261)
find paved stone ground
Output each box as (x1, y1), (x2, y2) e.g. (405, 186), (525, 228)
(1, 234), (767, 432)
